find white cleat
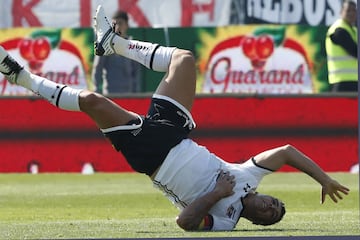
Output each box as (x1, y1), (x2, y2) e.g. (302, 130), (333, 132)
(94, 5), (116, 56)
(0, 46), (23, 84)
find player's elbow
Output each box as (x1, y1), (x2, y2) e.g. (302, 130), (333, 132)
(282, 144), (297, 154)
(175, 49), (195, 66)
(176, 216), (199, 231)
(281, 144), (298, 161)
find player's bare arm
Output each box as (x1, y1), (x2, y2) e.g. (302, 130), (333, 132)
(176, 170), (235, 231)
(252, 144), (350, 203)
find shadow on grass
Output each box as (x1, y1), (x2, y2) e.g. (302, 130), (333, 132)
(134, 228), (295, 234)
(232, 228), (289, 232)
(68, 236), (360, 240)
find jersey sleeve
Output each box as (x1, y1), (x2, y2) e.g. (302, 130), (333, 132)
(198, 214), (214, 231)
(210, 214), (236, 231)
(197, 214), (236, 231)
(242, 158), (273, 180)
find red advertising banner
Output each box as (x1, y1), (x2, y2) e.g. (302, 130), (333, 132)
(0, 96), (357, 173)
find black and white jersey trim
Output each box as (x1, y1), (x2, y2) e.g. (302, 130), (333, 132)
(100, 114), (143, 133)
(251, 157), (275, 172)
(153, 180), (187, 209)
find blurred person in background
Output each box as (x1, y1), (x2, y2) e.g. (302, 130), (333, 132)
(92, 9), (142, 94)
(325, 0), (358, 92)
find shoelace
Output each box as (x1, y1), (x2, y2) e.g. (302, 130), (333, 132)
(2, 56), (22, 75)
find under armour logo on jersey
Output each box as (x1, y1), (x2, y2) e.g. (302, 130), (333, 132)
(243, 183), (251, 192)
(131, 128), (142, 136)
(226, 205), (237, 219)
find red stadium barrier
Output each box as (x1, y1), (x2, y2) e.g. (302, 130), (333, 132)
(0, 95), (357, 173)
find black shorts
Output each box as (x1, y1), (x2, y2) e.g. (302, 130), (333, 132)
(104, 95), (195, 176)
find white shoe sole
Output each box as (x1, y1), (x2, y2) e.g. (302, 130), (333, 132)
(94, 5), (115, 56)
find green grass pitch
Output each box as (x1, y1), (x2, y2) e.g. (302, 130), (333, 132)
(0, 173), (358, 239)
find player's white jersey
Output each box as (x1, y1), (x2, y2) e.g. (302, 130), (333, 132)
(153, 138), (272, 230)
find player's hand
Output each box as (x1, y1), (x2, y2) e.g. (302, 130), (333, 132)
(321, 178), (350, 204)
(214, 170), (236, 198)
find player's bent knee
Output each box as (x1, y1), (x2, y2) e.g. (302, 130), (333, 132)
(79, 91), (107, 113)
(182, 50), (196, 66)
(173, 49), (195, 68)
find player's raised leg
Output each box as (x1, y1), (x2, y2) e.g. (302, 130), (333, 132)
(0, 46), (137, 129)
(94, 5), (196, 111)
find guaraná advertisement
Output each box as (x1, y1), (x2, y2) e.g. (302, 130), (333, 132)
(196, 25), (328, 93)
(0, 24), (329, 95)
(0, 28), (94, 95)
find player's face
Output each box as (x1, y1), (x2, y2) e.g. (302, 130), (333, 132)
(247, 193), (285, 225)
